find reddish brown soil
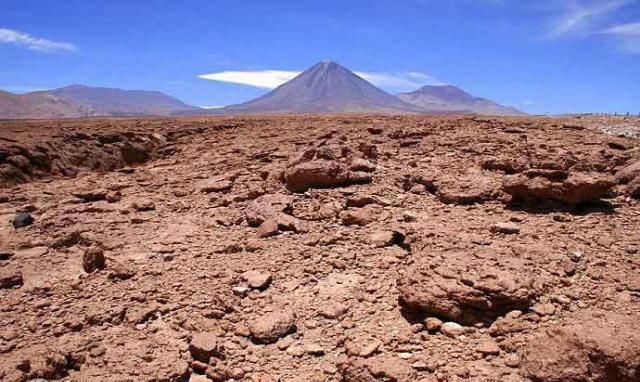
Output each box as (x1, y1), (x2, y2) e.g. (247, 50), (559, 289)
(1, 115), (639, 382)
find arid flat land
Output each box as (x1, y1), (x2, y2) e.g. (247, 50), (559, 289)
(1, 115), (639, 382)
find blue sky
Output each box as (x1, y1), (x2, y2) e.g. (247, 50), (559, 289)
(1, 0), (639, 114)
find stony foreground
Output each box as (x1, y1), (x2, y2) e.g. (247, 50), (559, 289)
(1, 115), (639, 382)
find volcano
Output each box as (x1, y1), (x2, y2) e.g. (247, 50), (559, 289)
(222, 61), (419, 114)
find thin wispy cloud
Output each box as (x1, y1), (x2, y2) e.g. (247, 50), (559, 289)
(543, 0), (640, 55)
(601, 22), (640, 54)
(356, 71), (445, 91)
(0, 28), (77, 53)
(0, 85), (47, 93)
(198, 69), (443, 92)
(198, 70), (300, 89)
(548, 0), (630, 38)
(603, 22), (640, 36)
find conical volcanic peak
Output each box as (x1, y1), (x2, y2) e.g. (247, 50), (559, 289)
(224, 61), (418, 114)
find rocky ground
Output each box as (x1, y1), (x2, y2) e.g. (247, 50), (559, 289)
(1, 114), (639, 382)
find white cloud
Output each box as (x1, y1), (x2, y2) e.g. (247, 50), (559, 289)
(549, 0), (630, 38)
(198, 69), (443, 92)
(603, 22), (640, 36)
(543, 1), (640, 55)
(0, 28), (77, 53)
(0, 85), (47, 93)
(355, 71), (445, 91)
(601, 22), (640, 54)
(198, 70), (300, 89)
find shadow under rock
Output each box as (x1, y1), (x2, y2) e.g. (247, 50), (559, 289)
(505, 199), (616, 216)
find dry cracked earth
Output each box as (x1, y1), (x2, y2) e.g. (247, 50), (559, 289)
(1, 115), (640, 382)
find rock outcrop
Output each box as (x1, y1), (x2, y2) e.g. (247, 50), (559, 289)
(283, 146), (375, 192)
(398, 250), (549, 324)
(503, 169), (615, 205)
(522, 310), (640, 382)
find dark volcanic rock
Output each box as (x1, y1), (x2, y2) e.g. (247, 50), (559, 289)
(13, 212), (34, 228)
(82, 247), (106, 273)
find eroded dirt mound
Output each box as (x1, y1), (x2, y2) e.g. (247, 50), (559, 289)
(0, 129), (167, 184)
(397, 248), (552, 325)
(283, 145), (376, 192)
(521, 310), (640, 382)
(1, 115), (639, 382)
(0, 118), (243, 185)
(503, 169), (615, 205)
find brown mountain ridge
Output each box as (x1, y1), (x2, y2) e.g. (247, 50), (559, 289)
(0, 85), (197, 119)
(1, 62), (523, 118)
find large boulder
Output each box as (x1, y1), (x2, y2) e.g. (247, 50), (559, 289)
(503, 169), (614, 205)
(13, 212), (34, 228)
(283, 147), (375, 192)
(189, 332), (223, 363)
(284, 160), (350, 192)
(617, 160), (640, 198)
(248, 311), (296, 344)
(397, 250), (549, 325)
(627, 177), (640, 199)
(522, 310), (640, 382)
(82, 247), (106, 273)
(615, 160), (640, 184)
(337, 355), (416, 382)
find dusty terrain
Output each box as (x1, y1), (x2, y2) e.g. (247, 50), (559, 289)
(1, 114), (640, 382)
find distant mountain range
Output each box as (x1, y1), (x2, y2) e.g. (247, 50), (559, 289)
(0, 85), (197, 119)
(215, 61), (522, 115)
(0, 61), (523, 119)
(397, 85), (523, 115)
